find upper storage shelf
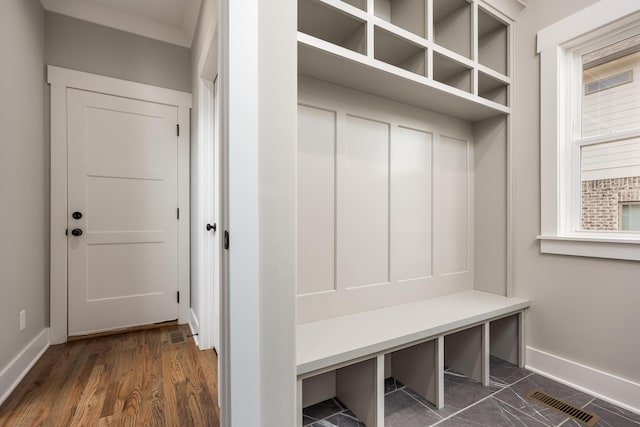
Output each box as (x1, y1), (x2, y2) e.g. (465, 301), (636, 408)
(297, 0), (513, 122)
(434, 0), (471, 59)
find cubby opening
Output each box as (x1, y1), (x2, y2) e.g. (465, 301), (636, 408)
(490, 314), (520, 367)
(299, 0), (367, 55)
(374, 0), (427, 38)
(384, 340), (439, 410)
(433, 53), (472, 92)
(341, 0), (367, 12)
(444, 326), (484, 384)
(478, 72), (508, 106)
(374, 26), (427, 76)
(433, 0), (471, 58)
(478, 8), (508, 75)
(301, 358), (377, 426)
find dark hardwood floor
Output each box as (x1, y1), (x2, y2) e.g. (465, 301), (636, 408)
(0, 325), (220, 426)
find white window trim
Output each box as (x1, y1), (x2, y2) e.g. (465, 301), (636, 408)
(537, 0), (640, 261)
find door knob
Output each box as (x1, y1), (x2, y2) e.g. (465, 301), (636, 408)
(206, 223), (217, 232)
(71, 228), (83, 236)
(72, 211), (83, 220)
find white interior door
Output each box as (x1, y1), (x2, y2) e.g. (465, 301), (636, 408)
(67, 88), (179, 336)
(198, 77), (221, 352)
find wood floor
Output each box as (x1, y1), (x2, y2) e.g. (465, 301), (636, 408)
(0, 325), (220, 427)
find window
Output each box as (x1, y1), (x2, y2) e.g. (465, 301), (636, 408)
(538, 0), (640, 260)
(584, 70), (632, 95)
(578, 34), (640, 233)
(620, 202), (640, 231)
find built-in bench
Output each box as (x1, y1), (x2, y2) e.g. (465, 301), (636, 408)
(296, 290), (531, 427)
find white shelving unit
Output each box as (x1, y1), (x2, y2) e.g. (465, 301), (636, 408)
(298, 0), (513, 121)
(296, 0), (524, 425)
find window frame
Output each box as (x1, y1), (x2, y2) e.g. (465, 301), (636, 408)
(619, 202), (640, 231)
(537, 0), (640, 261)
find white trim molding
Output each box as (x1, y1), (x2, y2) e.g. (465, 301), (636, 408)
(526, 347), (640, 415)
(537, 1), (640, 260)
(193, 19), (220, 353)
(536, 0), (640, 53)
(538, 234), (640, 261)
(0, 329), (50, 407)
(481, 0), (526, 21)
(47, 66), (192, 345)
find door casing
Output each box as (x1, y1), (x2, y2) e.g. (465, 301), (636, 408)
(48, 66), (192, 344)
(193, 20), (222, 354)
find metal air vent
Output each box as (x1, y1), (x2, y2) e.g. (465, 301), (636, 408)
(525, 389), (600, 426)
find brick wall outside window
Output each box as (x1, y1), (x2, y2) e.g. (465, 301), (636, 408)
(582, 176), (640, 230)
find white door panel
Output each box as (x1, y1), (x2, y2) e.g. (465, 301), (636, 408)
(67, 89), (179, 336)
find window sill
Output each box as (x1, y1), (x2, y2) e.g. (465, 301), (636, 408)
(537, 234), (640, 261)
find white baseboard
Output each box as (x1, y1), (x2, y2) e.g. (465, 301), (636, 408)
(189, 308), (200, 348)
(526, 346), (640, 415)
(0, 328), (50, 407)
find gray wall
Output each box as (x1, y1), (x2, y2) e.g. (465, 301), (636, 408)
(45, 12), (191, 92)
(0, 0), (48, 370)
(0, 5), (192, 377)
(514, 0), (640, 382)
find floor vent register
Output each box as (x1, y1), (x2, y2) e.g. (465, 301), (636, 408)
(525, 389), (600, 426)
(167, 329), (187, 345)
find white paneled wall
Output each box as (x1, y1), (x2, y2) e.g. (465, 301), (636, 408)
(391, 126), (432, 283)
(342, 115), (390, 288)
(434, 135), (470, 275)
(297, 106), (337, 295)
(297, 77), (473, 323)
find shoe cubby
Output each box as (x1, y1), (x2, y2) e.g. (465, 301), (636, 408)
(444, 325), (486, 384)
(298, 0), (367, 55)
(374, 0), (427, 38)
(433, 0), (471, 58)
(300, 357), (380, 427)
(296, 296), (528, 426)
(478, 71), (508, 106)
(489, 313), (521, 367)
(384, 338), (441, 408)
(374, 26), (427, 76)
(478, 7), (509, 76)
(433, 53), (472, 92)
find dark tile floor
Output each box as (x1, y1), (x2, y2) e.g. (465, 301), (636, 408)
(302, 357), (640, 427)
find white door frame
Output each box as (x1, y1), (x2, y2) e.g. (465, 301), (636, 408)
(47, 66), (192, 345)
(194, 20), (221, 352)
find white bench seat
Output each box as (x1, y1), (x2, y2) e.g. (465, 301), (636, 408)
(296, 290), (530, 427)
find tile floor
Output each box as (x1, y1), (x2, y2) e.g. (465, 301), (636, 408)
(302, 357), (640, 427)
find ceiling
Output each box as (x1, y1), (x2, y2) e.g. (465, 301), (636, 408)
(40, 0), (202, 48)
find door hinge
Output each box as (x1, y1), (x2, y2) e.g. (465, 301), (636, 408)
(224, 230), (230, 250)
(176, 124), (180, 136)
(177, 291), (180, 303)
(65, 228), (68, 236)
(177, 208), (180, 220)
